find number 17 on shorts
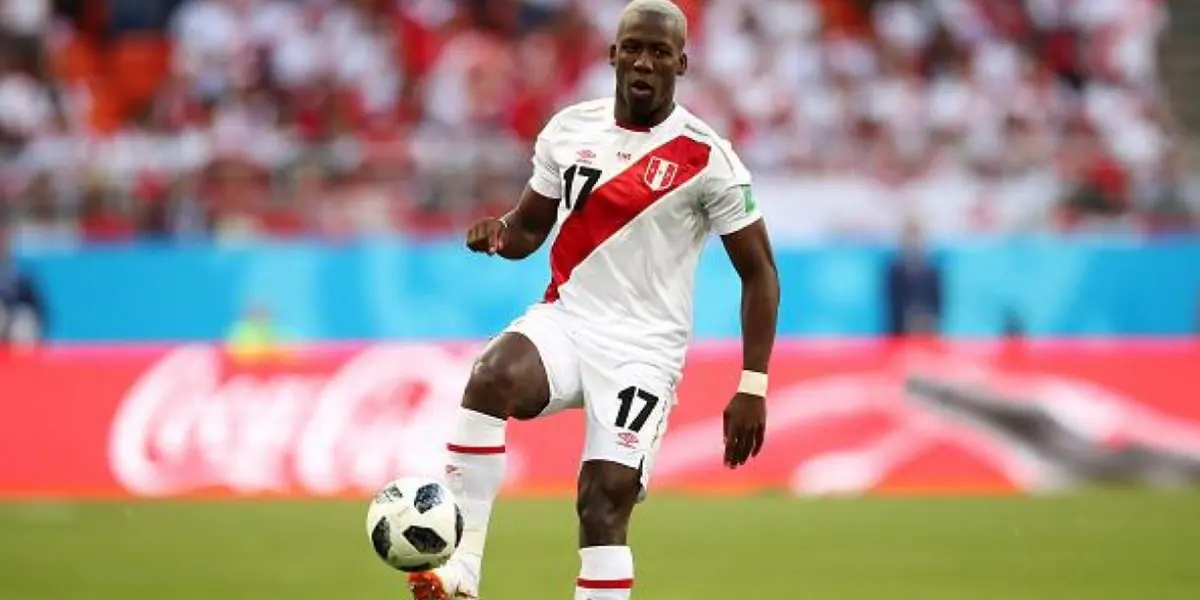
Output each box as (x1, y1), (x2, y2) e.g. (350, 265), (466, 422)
(581, 362), (675, 483)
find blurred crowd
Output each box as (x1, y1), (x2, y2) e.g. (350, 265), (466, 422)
(0, 0), (1193, 245)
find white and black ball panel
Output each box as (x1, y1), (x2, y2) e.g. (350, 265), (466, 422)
(365, 476), (462, 573)
(370, 515), (392, 561)
(402, 525), (448, 554)
(374, 482), (405, 504)
(413, 482), (445, 513)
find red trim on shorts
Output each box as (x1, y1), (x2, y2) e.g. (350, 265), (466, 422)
(446, 444), (506, 455)
(576, 578), (634, 590)
(544, 135), (711, 302)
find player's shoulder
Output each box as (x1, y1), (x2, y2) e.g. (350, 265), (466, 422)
(674, 105), (748, 178)
(543, 98), (615, 134)
(674, 106), (731, 148)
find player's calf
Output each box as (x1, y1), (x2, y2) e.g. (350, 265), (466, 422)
(574, 460), (641, 599)
(577, 460), (641, 545)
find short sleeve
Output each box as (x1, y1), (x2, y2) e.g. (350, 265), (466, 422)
(528, 116), (562, 199)
(702, 138), (761, 236)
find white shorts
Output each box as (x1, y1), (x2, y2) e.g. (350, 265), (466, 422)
(501, 303), (677, 500)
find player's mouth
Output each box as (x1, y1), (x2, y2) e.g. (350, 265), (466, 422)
(628, 80), (654, 100)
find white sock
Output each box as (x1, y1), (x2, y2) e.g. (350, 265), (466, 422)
(575, 546), (634, 600)
(442, 408), (507, 591)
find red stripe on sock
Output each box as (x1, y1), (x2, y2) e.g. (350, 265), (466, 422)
(446, 443), (506, 455)
(576, 578), (634, 590)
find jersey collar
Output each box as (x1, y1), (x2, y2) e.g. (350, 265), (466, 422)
(614, 103), (679, 133)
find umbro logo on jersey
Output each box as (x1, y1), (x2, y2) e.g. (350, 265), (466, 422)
(577, 149), (596, 163)
(617, 431), (640, 449)
(643, 157), (678, 191)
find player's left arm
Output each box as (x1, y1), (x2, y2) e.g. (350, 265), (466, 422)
(718, 215), (779, 469)
(721, 221), (778, 376)
(720, 219), (777, 379)
(702, 145), (780, 468)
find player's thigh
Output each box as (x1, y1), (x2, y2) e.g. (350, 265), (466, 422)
(493, 304), (583, 419)
(579, 358), (675, 497)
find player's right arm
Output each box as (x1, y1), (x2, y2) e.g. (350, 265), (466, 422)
(465, 113), (564, 260)
(465, 186), (560, 260)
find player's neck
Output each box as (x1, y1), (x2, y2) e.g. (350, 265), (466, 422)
(614, 100), (676, 132)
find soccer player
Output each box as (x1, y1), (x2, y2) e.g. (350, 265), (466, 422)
(408, 1), (780, 598)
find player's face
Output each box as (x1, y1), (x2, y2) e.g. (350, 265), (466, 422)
(610, 12), (687, 123)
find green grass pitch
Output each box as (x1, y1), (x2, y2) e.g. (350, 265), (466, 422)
(1, 491), (1198, 599)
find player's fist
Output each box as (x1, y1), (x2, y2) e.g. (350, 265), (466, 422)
(723, 393), (766, 469)
(466, 217), (508, 255)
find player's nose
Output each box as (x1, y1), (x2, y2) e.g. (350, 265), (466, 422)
(632, 52), (654, 72)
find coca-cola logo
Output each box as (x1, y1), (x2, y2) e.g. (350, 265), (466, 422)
(101, 343), (1200, 499)
(108, 345), (475, 496)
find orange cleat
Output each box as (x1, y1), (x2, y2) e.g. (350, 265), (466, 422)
(408, 571), (450, 600)
(407, 570), (477, 600)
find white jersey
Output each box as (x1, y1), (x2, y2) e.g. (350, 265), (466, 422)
(526, 98), (762, 374)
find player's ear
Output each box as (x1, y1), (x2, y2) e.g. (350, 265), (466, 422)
(609, 44), (617, 67)
(678, 52), (688, 77)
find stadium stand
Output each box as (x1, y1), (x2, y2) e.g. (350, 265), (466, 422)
(0, 0), (1190, 244)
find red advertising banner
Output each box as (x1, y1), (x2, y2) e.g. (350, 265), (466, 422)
(2, 340), (1200, 499)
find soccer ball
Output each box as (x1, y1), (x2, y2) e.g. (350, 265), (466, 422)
(366, 476), (464, 573)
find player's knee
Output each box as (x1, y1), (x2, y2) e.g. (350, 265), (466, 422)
(463, 334), (549, 421)
(576, 462), (640, 545)
(463, 355), (524, 419)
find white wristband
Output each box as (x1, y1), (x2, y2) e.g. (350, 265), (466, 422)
(737, 370), (768, 397)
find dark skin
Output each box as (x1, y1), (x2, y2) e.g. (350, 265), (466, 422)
(460, 8), (778, 549)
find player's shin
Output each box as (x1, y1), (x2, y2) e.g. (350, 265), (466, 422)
(443, 407), (508, 589)
(575, 546), (635, 600)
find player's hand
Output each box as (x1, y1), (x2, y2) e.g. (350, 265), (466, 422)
(465, 217), (508, 255)
(722, 392), (766, 469)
